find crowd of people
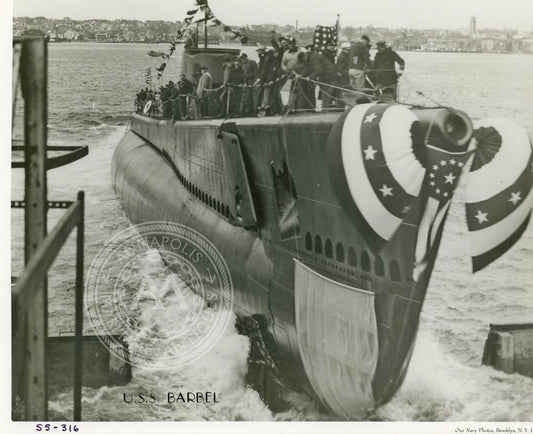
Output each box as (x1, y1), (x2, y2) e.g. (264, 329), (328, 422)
(135, 34), (405, 120)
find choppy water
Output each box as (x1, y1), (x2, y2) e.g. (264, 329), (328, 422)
(11, 42), (533, 422)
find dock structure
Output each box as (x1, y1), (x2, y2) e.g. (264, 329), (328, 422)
(482, 323), (533, 378)
(11, 36), (88, 421)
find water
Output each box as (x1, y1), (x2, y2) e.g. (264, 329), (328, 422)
(11, 43), (533, 422)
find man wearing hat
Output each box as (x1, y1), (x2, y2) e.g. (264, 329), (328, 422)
(323, 41), (337, 64)
(239, 53), (259, 116)
(196, 67), (212, 118)
(282, 38), (310, 112)
(281, 38), (303, 74)
(336, 42), (352, 87)
(258, 47), (283, 115)
(160, 81), (172, 119)
(221, 55), (243, 116)
(276, 36), (289, 56)
(176, 74), (194, 119)
(269, 32), (288, 56)
(372, 40), (405, 100)
(177, 74), (194, 95)
(255, 45), (267, 71)
(348, 34), (372, 91)
(240, 53), (258, 85)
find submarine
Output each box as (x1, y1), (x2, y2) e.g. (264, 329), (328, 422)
(111, 45), (533, 419)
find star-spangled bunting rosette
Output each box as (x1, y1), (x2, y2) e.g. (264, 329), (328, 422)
(313, 25), (337, 53)
(340, 103), (426, 252)
(425, 149), (466, 203)
(465, 118), (533, 272)
(412, 138), (469, 280)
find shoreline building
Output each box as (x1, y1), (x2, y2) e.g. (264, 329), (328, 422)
(470, 16), (477, 37)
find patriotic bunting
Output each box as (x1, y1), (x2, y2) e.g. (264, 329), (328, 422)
(182, 0), (250, 44)
(313, 25), (337, 53)
(412, 140), (469, 281)
(331, 101), (531, 276)
(144, 67), (152, 86)
(466, 118), (533, 272)
(340, 104), (426, 251)
(156, 61), (168, 79)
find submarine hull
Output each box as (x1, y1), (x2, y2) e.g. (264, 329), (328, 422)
(111, 112), (444, 419)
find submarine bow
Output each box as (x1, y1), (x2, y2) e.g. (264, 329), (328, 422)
(113, 101), (532, 420)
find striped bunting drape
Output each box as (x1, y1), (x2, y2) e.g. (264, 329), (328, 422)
(466, 118), (533, 272)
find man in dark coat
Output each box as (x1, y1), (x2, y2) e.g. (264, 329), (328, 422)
(161, 82), (172, 119)
(348, 35), (372, 91)
(170, 82), (180, 120)
(239, 53), (259, 116)
(372, 40), (405, 100)
(255, 45), (268, 72)
(322, 42), (337, 64)
(271, 35), (289, 57)
(254, 46), (268, 114)
(259, 48), (283, 115)
(336, 42), (352, 86)
(299, 49), (337, 108)
(173, 74), (194, 119)
(177, 74), (194, 95)
(221, 56), (243, 116)
(135, 89), (145, 112)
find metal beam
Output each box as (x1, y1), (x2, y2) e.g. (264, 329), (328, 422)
(11, 145), (89, 170)
(20, 37), (48, 421)
(73, 191), (85, 421)
(12, 42), (22, 127)
(12, 200), (82, 308)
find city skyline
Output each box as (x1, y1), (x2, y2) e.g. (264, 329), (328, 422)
(11, 0), (533, 31)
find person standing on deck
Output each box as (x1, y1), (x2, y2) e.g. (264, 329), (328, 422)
(254, 45), (268, 114)
(281, 38), (303, 75)
(297, 49), (336, 109)
(336, 42), (352, 87)
(221, 56), (243, 117)
(272, 35), (289, 57)
(161, 82), (172, 119)
(239, 53), (259, 116)
(196, 67), (212, 119)
(282, 38), (306, 112)
(372, 40), (405, 101)
(170, 82), (179, 120)
(258, 48), (283, 115)
(322, 41), (337, 64)
(348, 35), (372, 92)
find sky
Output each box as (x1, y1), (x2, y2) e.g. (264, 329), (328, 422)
(11, 0), (533, 31)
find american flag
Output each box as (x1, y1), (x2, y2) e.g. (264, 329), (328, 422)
(465, 118), (532, 272)
(313, 25), (337, 53)
(144, 67), (152, 86)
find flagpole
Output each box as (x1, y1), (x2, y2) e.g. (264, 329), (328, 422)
(203, 7), (208, 48)
(196, 23), (199, 48)
(336, 14), (340, 44)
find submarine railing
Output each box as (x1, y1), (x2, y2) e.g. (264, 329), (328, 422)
(12, 36), (88, 421)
